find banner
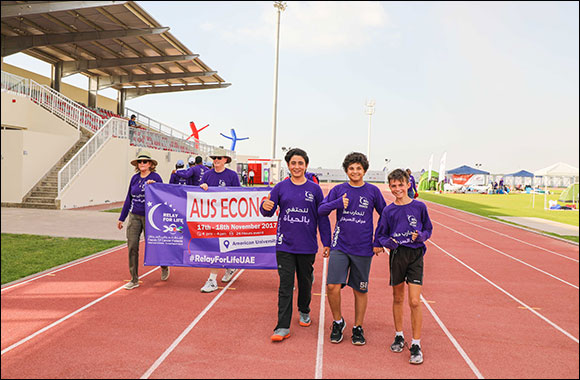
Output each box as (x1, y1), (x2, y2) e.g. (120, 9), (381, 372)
(438, 152), (447, 183)
(144, 183), (278, 269)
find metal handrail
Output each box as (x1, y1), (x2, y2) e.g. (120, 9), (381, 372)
(58, 117), (128, 195)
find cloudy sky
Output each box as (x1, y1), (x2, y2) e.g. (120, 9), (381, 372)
(6, 1), (579, 174)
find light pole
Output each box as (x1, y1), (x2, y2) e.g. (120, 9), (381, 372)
(271, 1), (287, 159)
(365, 99), (375, 160)
(384, 158), (391, 184)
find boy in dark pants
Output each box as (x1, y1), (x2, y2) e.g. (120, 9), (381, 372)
(260, 148), (331, 342)
(374, 169), (433, 364)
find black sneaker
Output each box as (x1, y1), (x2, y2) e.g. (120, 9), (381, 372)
(409, 344), (423, 364)
(330, 319), (346, 343)
(390, 335), (405, 353)
(351, 326), (366, 345)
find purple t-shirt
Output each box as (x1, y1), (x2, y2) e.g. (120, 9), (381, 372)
(318, 182), (386, 256)
(175, 164), (206, 186)
(201, 168), (240, 187)
(373, 200), (433, 253)
(169, 172), (188, 185)
(119, 172), (164, 221)
(260, 179), (331, 254)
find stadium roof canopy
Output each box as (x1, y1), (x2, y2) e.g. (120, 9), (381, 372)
(1, 1), (230, 102)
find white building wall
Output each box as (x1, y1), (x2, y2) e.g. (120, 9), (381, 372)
(1, 92), (79, 203)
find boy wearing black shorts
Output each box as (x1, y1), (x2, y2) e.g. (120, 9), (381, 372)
(318, 152), (386, 345)
(374, 168), (433, 364)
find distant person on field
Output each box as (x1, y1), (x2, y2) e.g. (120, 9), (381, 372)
(169, 160), (188, 185)
(199, 149), (241, 293)
(260, 148), (331, 342)
(374, 168), (433, 365)
(249, 169), (255, 186)
(117, 151), (169, 289)
(318, 152), (386, 345)
(406, 169), (418, 199)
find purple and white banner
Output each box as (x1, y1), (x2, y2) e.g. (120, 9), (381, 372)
(144, 183), (278, 269)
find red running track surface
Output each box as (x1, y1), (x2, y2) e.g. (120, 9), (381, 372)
(1, 183), (578, 378)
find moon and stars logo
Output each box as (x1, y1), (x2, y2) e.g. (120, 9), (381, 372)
(148, 201), (184, 234)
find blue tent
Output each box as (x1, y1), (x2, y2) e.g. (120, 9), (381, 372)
(505, 170), (534, 177)
(446, 165), (490, 175)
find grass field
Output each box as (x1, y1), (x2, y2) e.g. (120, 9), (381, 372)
(419, 190), (579, 243)
(1, 234), (124, 285)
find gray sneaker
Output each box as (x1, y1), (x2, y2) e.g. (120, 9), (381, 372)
(221, 268), (237, 283)
(161, 267), (170, 281)
(200, 278), (218, 293)
(271, 328), (291, 342)
(390, 335), (405, 353)
(409, 344), (423, 364)
(299, 312), (311, 327)
(124, 281), (139, 290)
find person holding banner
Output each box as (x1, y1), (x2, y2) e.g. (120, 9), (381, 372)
(260, 148), (331, 342)
(199, 149), (242, 293)
(318, 152), (386, 345)
(117, 150), (169, 290)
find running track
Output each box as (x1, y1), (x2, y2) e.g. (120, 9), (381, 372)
(1, 184), (578, 379)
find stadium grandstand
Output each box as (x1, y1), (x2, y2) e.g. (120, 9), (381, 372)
(1, 1), (234, 210)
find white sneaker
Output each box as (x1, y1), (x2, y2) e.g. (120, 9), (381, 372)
(124, 281), (139, 290)
(221, 268), (238, 283)
(201, 278), (218, 293)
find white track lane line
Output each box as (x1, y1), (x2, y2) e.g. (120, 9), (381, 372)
(421, 294), (484, 379)
(315, 257), (328, 379)
(433, 221), (579, 290)
(428, 207), (579, 262)
(1, 266), (160, 355)
(1, 244), (127, 293)
(429, 240), (579, 344)
(140, 269), (244, 379)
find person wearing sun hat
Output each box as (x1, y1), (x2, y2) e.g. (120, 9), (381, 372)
(199, 147), (241, 293)
(118, 150), (170, 289)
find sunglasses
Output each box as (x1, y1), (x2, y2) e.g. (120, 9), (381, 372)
(137, 160), (150, 164)
(212, 156), (223, 160)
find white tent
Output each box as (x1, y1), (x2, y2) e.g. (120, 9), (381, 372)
(532, 162), (580, 209)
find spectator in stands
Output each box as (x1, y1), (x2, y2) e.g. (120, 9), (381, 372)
(117, 150), (169, 289)
(249, 169), (255, 186)
(199, 149), (241, 293)
(169, 160), (188, 185)
(172, 156), (205, 186)
(406, 169), (418, 199)
(128, 114), (137, 127)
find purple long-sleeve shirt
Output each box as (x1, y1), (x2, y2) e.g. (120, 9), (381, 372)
(373, 200), (433, 254)
(175, 164), (206, 186)
(119, 172), (164, 221)
(201, 168), (240, 187)
(260, 179), (331, 254)
(169, 172), (188, 185)
(318, 182), (386, 256)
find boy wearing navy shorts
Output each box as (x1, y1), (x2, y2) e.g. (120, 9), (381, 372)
(318, 152), (386, 345)
(374, 169), (433, 364)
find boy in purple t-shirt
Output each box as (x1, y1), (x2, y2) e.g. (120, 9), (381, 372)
(374, 169), (433, 365)
(260, 148), (331, 342)
(318, 152), (386, 346)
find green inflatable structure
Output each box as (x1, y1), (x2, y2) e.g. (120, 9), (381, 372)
(418, 170), (439, 191)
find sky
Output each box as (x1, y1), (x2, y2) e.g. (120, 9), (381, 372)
(4, 1), (579, 174)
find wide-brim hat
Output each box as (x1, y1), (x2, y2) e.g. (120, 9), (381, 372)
(209, 148), (232, 164)
(130, 150), (158, 166)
